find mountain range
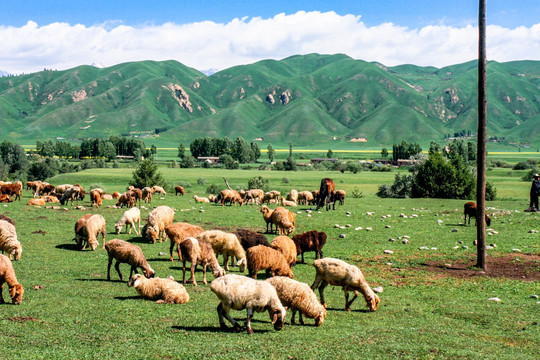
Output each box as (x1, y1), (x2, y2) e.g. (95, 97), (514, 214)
(0, 54), (539, 147)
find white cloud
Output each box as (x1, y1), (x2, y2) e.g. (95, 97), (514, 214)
(0, 11), (539, 74)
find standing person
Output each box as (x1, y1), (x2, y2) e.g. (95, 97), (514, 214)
(530, 174), (540, 211)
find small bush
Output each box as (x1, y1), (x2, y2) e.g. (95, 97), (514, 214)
(351, 187), (364, 199)
(206, 184), (221, 195)
(89, 183), (103, 190)
(177, 181), (191, 188)
(197, 178), (206, 186)
(282, 177), (289, 184)
(248, 176), (269, 192)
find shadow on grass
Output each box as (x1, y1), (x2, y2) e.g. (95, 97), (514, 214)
(55, 243), (80, 251)
(125, 237), (148, 244)
(76, 278), (124, 283)
(326, 307), (371, 313)
(115, 296), (142, 301)
(172, 325), (270, 334)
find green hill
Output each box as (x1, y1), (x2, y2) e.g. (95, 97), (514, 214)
(1, 54), (539, 147)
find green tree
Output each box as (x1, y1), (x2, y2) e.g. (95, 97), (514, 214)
(150, 144), (157, 158)
(381, 147), (388, 159)
(250, 142), (261, 162)
(327, 149), (333, 158)
(220, 154), (239, 169)
(103, 141), (117, 161)
(129, 158), (165, 189)
(248, 176), (269, 192)
(177, 143), (185, 159)
(180, 155), (195, 168)
(27, 158), (59, 181)
(267, 144), (275, 162)
(232, 137), (252, 163)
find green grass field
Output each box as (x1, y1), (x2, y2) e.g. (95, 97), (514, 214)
(0, 167), (538, 359)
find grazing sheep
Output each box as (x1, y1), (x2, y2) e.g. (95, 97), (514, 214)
(90, 189), (103, 208)
(144, 206), (175, 244)
(292, 230), (327, 263)
(286, 189), (299, 203)
(74, 214), (93, 236)
(151, 186), (167, 196)
(233, 229), (270, 251)
(141, 187), (153, 204)
(271, 207), (296, 235)
(116, 192), (134, 208)
(38, 184), (56, 197)
(0, 254), (24, 305)
(297, 191), (314, 205)
(216, 189), (244, 206)
(263, 190), (280, 204)
(128, 274), (189, 304)
(179, 237), (225, 286)
(59, 186), (82, 206)
(242, 189), (264, 204)
(197, 230), (246, 272)
(0, 220), (22, 261)
(334, 190), (346, 206)
(208, 194), (217, 203)
(165, 222), (204, 262)
(76, 214), (106, 251)
(115, 207), (141, 235)
(260, 205), (275, 233)
(280, 197), (297, 207)
(247, 245), (293, 279)
(310, 190), (320, 205)
(111, 191), (121, 199)
(104, 239), (155, 281)
(266, 276), (326, 326)
(193, 195), (210, 203)
(210, 274), (286, 334)
(27, 197), (46, 206)
(270, 235), (297, 267)
(464, 201), (491, 226)
(0, 215), (15, 227)
(56, 184), (73, 194)
(175, 186), (185, 196)
(311, 258), (380, 312)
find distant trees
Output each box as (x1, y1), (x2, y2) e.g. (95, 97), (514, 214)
(392, 141), (422, 161)
(267, 144), (275, 162)
(130, 158), (165, 189)
(0, 140), (29, 179)
(189, 136), (260, 164)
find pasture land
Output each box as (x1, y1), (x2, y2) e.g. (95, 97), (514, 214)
(0, 168), (538, 359)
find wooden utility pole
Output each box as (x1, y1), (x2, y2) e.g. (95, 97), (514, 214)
(476, 0), (487, 270)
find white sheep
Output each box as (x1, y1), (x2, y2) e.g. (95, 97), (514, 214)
(0, 253), (24, 305)
(311, 258), (380, 312)
(280, 197), (298, 207)
(266, 276), (326, 326)
(179, 237), (225, 286)
(76, 214), (106, 251)
(286, 189), (298, 203)
(115, 207), (141, 235)
(193, 195), (210, 203)
(144, 206), (175, 243)
(0, 220), (22, 261)
(297, 191), (314, 205)
(210, 274), (286, 334)
(104, 239), (155, 281)
(128, 274), (189, 304)
(197, 230), (246, 272)
(151, 185), (167, 196)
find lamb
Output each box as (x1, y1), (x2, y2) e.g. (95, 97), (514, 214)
(128, 274), (189, 304)
(280, 197), (297, 207)
(193, 195), (210, 203)
(286, 189), (298, 203)
(104, 239), (155, 281)
(266, 276), (326, 326)
(242, 189), (264, 204)
(334, 190), (346, 206)
(270, 235), (297, 267)
(59, 186), (82, 206)
(75, 214), (106, 251)
(210, 274), (286, 334)
(144, 206), (175, 243)
(151, 186), (167, 196)
(262, 190), (280, 204)
(271, 207), (296, 235)
(129, 188), (143, 207)
(115, 207), (141, 235)
(196, 230), (246, 272)
(260, 205), (275, 233)
(164, 222), (204, 262)
(311, 258), (380, 312)
(141, 187), (153, 204)
(297, 190), (314, 205)
(27, 197), (46, 206)
(0, 220), (22, 261)
(246, 245), (293, 279)
(116, 192), (134, 208)
(292, 230), (327, 263)
(233, 229), (270, 251)
(0, 254), (24, 305)
(464, 201), (491, 226)
(179, 236), (225, 286)
(216, 189), (244, 206)
(208, 194), (217, 203)
(90, 189), (102, 208)
(175, 186), (185, 196)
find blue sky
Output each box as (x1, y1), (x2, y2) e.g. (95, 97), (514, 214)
(1, 0), (539, 74)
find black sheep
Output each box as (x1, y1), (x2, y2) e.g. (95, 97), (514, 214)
(292, 230), (327, 263)
(233, 229), (270, 251)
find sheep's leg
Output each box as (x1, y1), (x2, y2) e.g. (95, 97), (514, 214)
(291, 309), (296, 325)
(191, 263), (198, 286)
(298, 310), (304, 325)
(202, 264), (208, 285)
(245, 308), (254, 334)
(344, 289), (358, 311)
(0, 282), (5, 304)
(182, 260), (187, 285)
(169, 241), (176, 262)
(114, 261), (123, 281)
(217, 303), (241, 331)
(223, 254), (230, 271)
(134, 220), (140, 235)
(301, 252), (305, 263)
(315, 280), (328, 309)
(107, 256), (114, 281)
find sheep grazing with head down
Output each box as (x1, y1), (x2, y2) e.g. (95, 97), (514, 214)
(116, 192), (135, 208)
(271, 207), (296, 235)
(104, 239), (155, 281)
(141, 187), (153, 204)
(175, 186), (185, 196)
(179, 237), (225, 286)
(286, 189), (298, 203)
(216, 189), (244, 206)
(115, 207), (141, 235)
(197, 230), (246, 272)
(233, 229), (270, 251)
(297, 190), (314, 205)
(90, 189), (103, 208)
(151, 186), (167, 196)
(210, 274), (286, 334)
(242, 189), (264, 205)
(270, 236), (297, 268)
(463, 201), (491, 226)
(266, 276), (326, 326)
(164, 222), (204, 262)
(247, 245), (293, 279)
(128, 274), (189, 304)
(0, 220), (22, 261)
(0, 254), (24, 305)
(292, 230), (327, 263)
(75, 214), (106, 251)
(334, 190), (346, 206)
(144, 206), (175, 244)
(311, 258), (380, 312)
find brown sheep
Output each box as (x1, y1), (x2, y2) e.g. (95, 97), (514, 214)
(0, 194), (13, 203)
(464, 201), (491, 226)
(180, 237), (225, 286)
(270, 207), (295, 235)
(165, 222), (204, 262)
(175, 186), (185, 196)
(270, 235), (297, 268)
(0, 183), (22, 201)
(0, 215), (15, 227)
(0, 254), (24, 305)
(104, 239), (155, 281)
(292, 230), (327, 263)
(260, 205), (275, 233)
(247, 245), (293, 279)
(27, 197), (46, 206)
(233, 229), (270, 251)
(334, 190), (346, 206)
(217, 189), (244, 206)
(90, 189), (102, 208)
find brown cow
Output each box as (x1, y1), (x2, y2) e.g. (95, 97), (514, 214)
(0, 183), (22, 201)
(316, 178), (335, 211)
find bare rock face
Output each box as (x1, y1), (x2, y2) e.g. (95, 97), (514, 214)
(164, 83), (193, 112)
(266, 94), (275, 104)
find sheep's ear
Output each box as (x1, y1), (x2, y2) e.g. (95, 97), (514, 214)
(271, 311), (279, 324)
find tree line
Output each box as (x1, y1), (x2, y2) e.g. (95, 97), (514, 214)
(180, 136), (261, 164)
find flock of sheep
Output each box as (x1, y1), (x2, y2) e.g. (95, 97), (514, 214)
(0, 181), (381, 334)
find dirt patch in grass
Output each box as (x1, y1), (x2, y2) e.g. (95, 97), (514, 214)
(7, 316), (43, 323)
(420, 254), (540, 281)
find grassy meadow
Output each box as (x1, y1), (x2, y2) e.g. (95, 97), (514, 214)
(0, 165), (539, 359)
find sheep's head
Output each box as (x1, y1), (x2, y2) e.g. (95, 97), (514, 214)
(9, 284), (24, 305)
(278, 266), (294, 279)
(260, 205), (269, 214)
(314, 309), (326, 327)
(114, 223), (123, 234)
(212, 267), (226, 278)
(146, 225), (159, 243)
(128, 274), (143, 287)
(144, 267), (155, 278)
(367, 294), (380, 312)
(12, 247), (22, 261)
(237, 258), (247, 273)
(271, 308), (286, 331)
